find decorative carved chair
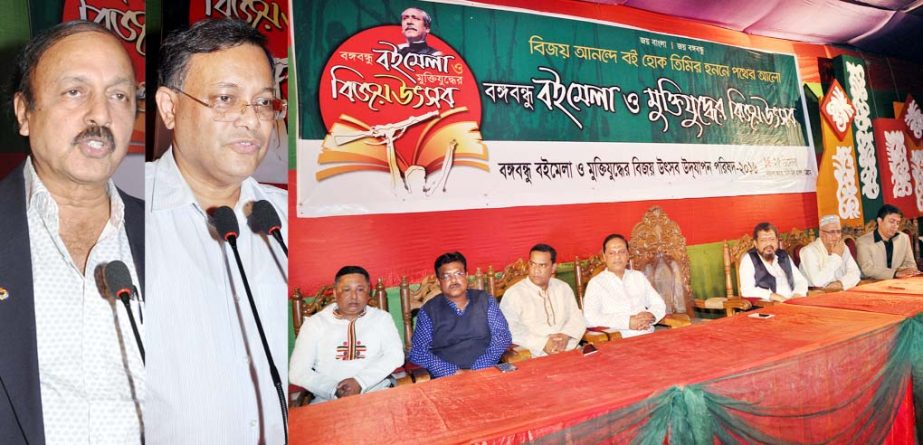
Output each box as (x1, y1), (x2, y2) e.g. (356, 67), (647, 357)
(486, 259), (529, 299)
(288, 279), (394, 406)
(573, 207), (699, 333)
(397, 271), (531, 385)
(573, 255), (618, 343)
(779, 227), (815, 268)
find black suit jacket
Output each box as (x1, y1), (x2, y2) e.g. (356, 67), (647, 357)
(0, 162), (144, 445)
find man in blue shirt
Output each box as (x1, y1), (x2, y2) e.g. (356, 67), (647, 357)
(409, 251), (511, 378)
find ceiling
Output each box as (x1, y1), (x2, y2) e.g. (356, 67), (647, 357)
(581, 0), (923, 63)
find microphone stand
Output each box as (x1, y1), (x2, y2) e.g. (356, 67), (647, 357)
(269, 229), (288, 257)
(117, 290), (145, 364)
(225, 234), (288, 445)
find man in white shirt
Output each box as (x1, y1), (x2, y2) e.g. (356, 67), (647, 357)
(583, 234), (666, 338)
(739, 222), (808, 301)
(798, 215), (861, 291)
(500, 244), (585, 357)
(145, 19), (288, 444)
(0, 21), (145, 445)
(289, 266), (404, 403)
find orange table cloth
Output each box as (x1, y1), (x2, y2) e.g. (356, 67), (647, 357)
(850, 276), (923, 295)
(289, 304), (915, 444)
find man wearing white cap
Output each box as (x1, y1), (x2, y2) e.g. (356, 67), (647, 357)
(798, 215), (861, 291)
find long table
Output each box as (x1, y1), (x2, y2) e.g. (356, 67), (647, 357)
(290, 302), (917, 444)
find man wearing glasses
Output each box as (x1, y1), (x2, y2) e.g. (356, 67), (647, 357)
(738, 222), (808, 302)
(499, 244), (585, 357)
(798, 215), (860, 291)
(409, 252), (511, 378)
(145, 19), (288, 444)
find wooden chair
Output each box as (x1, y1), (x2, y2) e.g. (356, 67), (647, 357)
(288, 279), (393, 406)
(720, 234), (785, 309)
(573, 255), (618, 343)
(486, 258), (529, 300)
(779, 227), (815, 268)
(397, 272), (530, 385)
(841, 221), (873, 262)
(629, 207), (694, 327)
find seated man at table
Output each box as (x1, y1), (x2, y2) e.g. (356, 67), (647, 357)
(857, 204), (920, 280)
(289, 266), (404, 403)
(499, 243), (585, 357)
(799, 215), (861, 291)
(409, 251), (512, 377)
(740, 222), (808, 301)
(583, 234), (666, 338)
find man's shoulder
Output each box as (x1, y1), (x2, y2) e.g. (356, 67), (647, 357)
(857, 231), (876, 244)
(250, 180), (289, 218)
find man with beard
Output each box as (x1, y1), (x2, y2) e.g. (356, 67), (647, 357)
(409, 251), (511, 378)
(398, 7), (442, 56)
(856, 204), (921, 279)
(739, 222), (808, 301)
(0, 21), (145, 445)
(145, 19), (288, 444)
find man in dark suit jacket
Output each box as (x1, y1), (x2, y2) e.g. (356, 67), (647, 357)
(0, 21), (145, 445)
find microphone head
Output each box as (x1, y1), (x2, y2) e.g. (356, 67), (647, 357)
(211, 206), (239, 241)
(104, 261), (134, 300)
(251, 200), (282, 235)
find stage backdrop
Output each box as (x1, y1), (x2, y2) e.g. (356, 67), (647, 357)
(296, 0), (816, 217)
(289, 0), (923, 294)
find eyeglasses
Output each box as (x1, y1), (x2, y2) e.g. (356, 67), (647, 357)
(173, 88), (287, 122)
(439, 271), (467, 281)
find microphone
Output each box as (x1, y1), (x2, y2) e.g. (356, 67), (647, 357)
(211, 206), (288, 443)
(251, 200), (287, 256)
(104, 260), (145, 364)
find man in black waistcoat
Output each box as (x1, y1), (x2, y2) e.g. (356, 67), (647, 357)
(738, 222), (808, 302)
(409, 251), (511, 378)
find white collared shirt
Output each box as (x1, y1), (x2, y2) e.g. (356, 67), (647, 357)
(499, 277), (585, 357)
(144, 148), (288, 444)
(798, 238), (861, 290)
(289, 305), (404, 403)
(25, 157), (144, 444)
(582, 269), (666, 338)
(739, 252), (809, 300)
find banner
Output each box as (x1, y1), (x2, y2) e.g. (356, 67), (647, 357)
(833, 55), (882, 220)
(296, 0), (815, 217)
(874, 118), (920, 218)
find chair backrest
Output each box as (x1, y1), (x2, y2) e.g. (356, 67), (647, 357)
(629, 206), (694, 316)
(900, 218), (919, 261)
(841, 221), (874, 260)
(573, 254), (605, 309)
(779, 227), (814, 268)
(723, 234), (754, 298)
(398, 274), (442, 351)
(290, 278), (388, 337)
(486, 258), (529, 299)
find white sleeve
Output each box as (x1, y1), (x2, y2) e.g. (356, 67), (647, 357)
(289, 317), (339, 400)
(499, 287), (550, 355)
(790, 257), (809, 297)
(798, 247), (841, 288)
(738, 254), (772, 300)
(841, 249), (862, 289)
(583, 276), (631, 330)
(353, 314), (405, 392)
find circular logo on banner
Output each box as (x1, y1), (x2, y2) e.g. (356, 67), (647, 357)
(317, 25), (487, 197)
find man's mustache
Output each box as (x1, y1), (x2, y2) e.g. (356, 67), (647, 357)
(73, 124), (115, 149)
